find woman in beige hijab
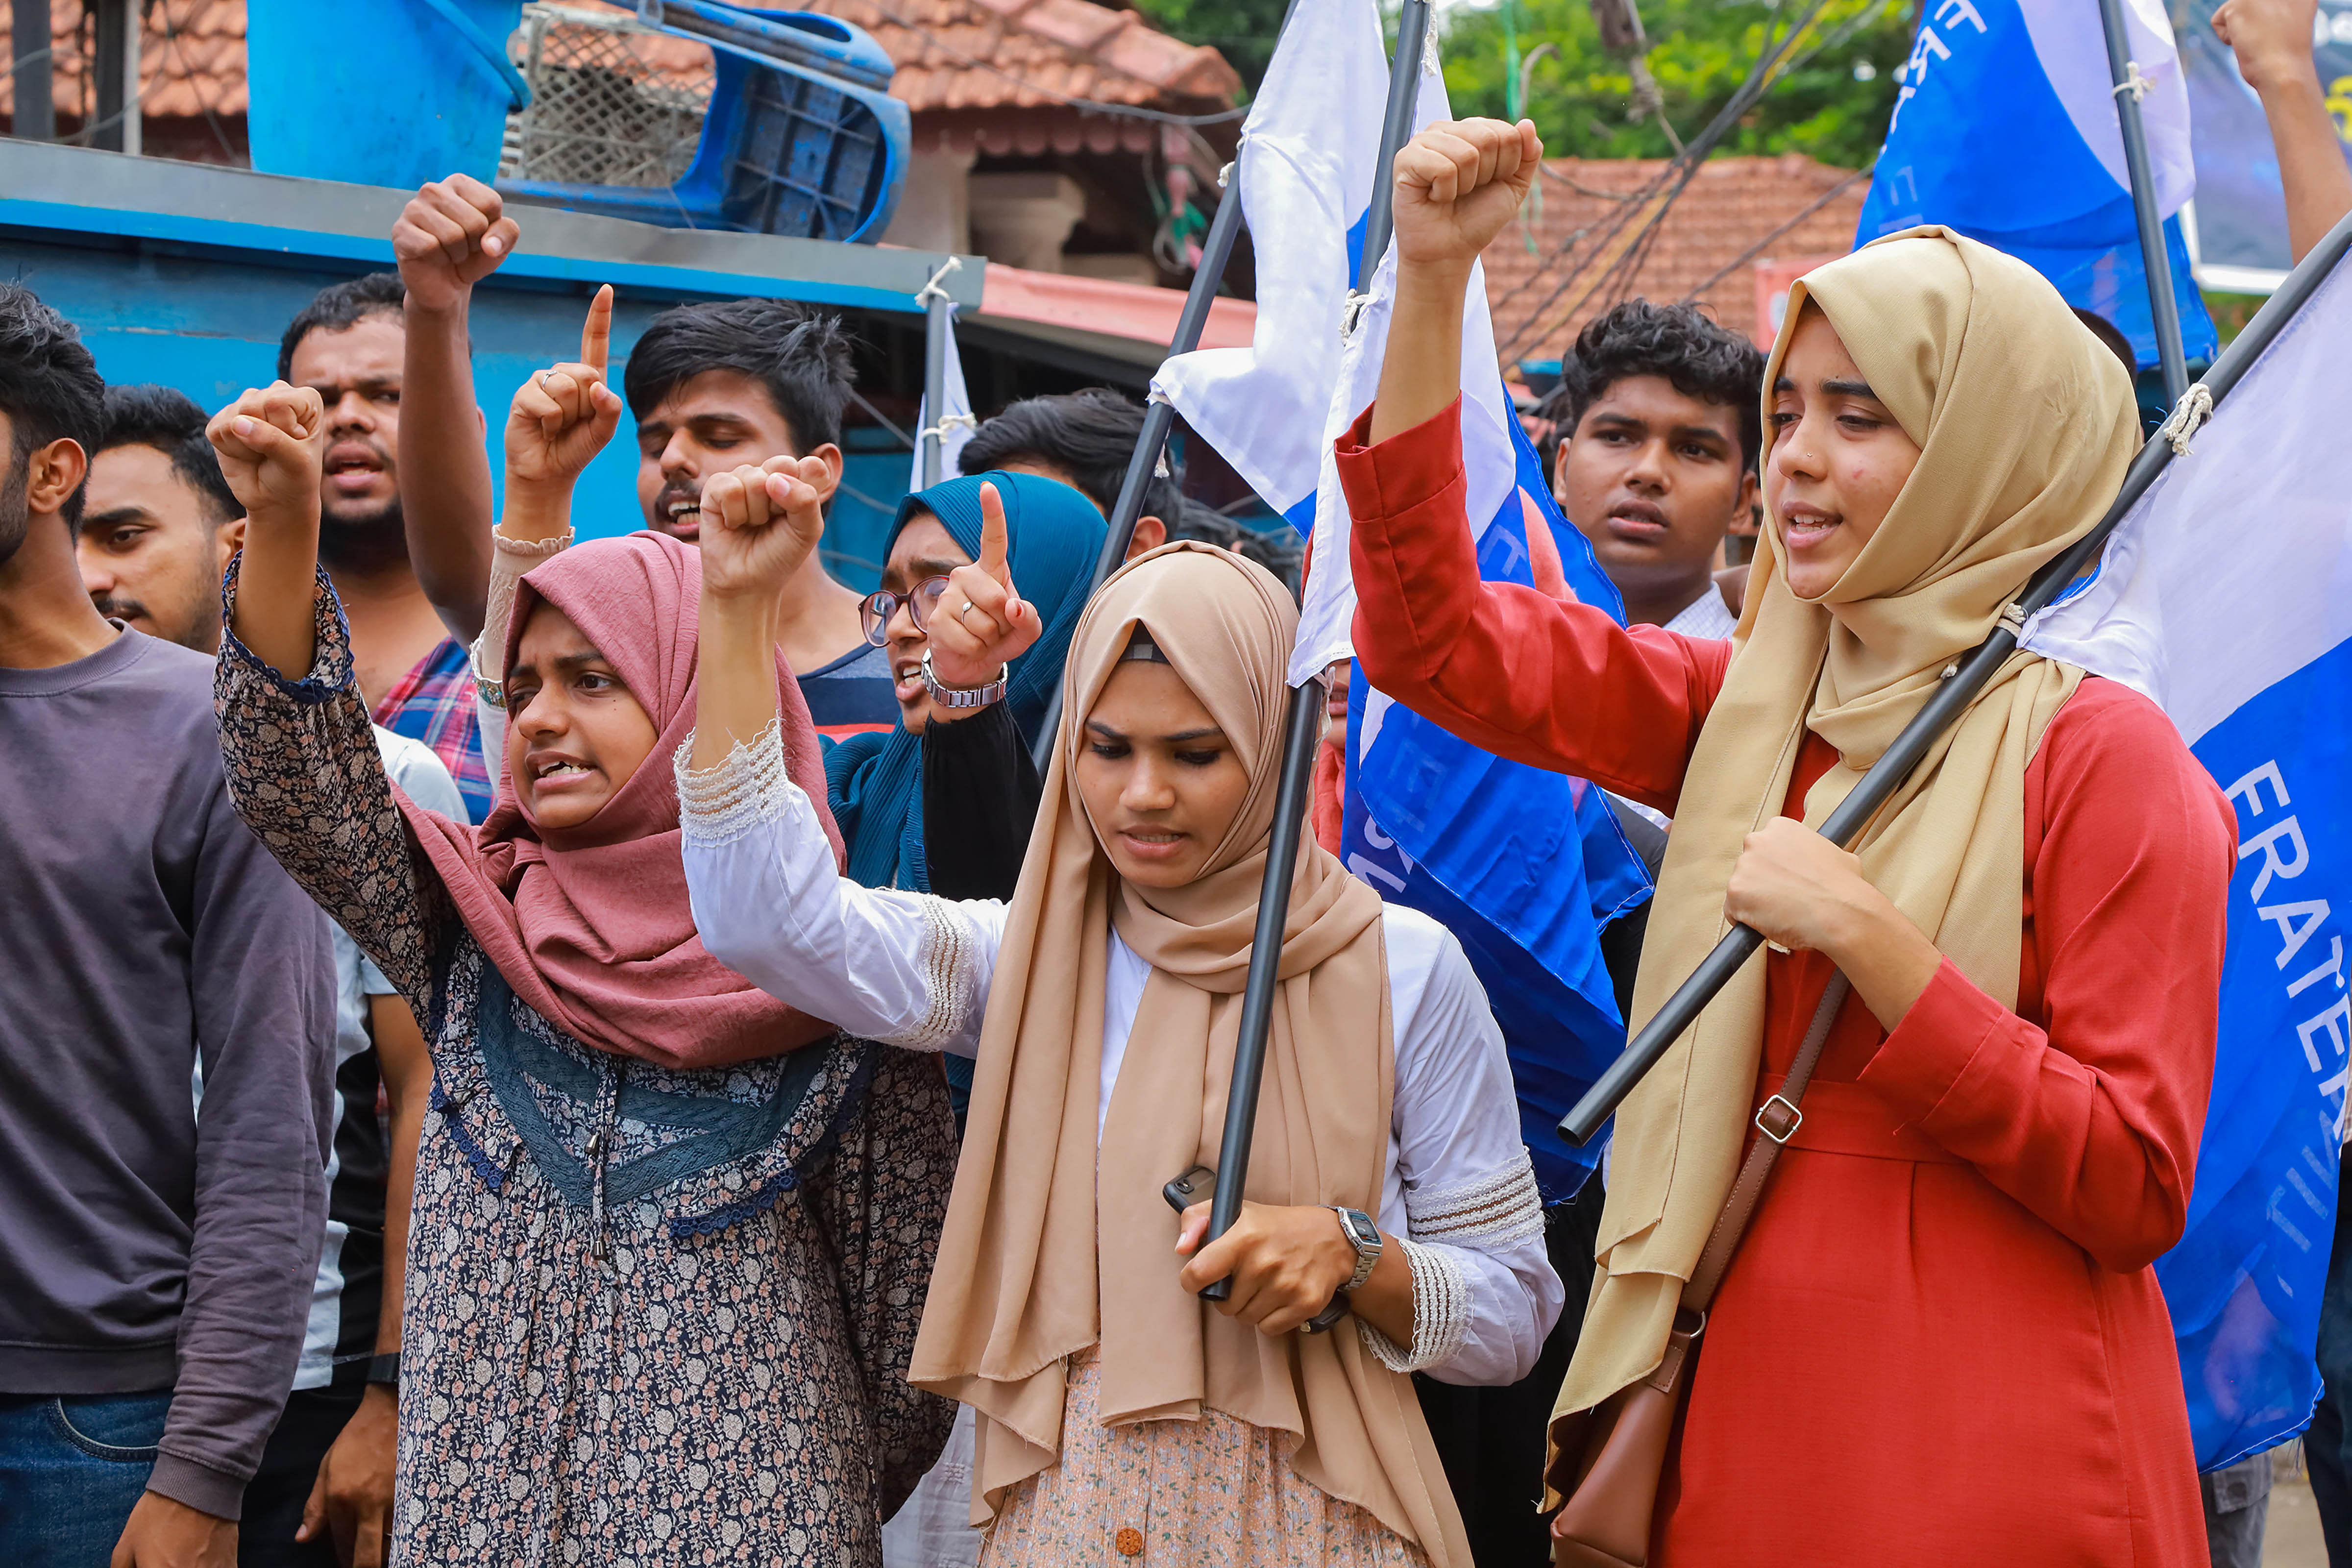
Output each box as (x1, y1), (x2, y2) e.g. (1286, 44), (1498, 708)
(1340, 118), (2237, 1565)
(677, 470), (1559, 1567)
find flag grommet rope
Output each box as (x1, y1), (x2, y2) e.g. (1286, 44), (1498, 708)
(2156, 381), (2213, 454)
(913, 255), (963, 308)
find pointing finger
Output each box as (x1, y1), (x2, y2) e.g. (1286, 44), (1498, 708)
(580, 285), (612, 378)
(976, 481), (1012, 586)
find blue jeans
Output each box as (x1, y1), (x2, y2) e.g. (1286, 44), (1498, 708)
(0, 1391), (173, 1566)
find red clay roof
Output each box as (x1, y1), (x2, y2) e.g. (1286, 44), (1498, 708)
(0, 0), (243, 121)
(1483, 152), (1870, 362)
(0, 0), (1237, 148)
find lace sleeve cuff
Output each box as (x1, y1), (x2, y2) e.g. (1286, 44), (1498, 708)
(676, 719), (797, 846)
(1403, 1148), (1545, 1249)
(1356, 1237), (1470, 1373)
(473, 530), (573, 705)
(215, 559), (354, 704)
(1355, 1148), (1545, 1373)
(870, 899), (982, 1053)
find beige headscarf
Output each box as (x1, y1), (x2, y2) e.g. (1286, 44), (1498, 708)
(910, 541), (1470, 1566)
(1547, 228), (2142, 1450)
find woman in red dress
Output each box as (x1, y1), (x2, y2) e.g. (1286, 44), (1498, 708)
(1342, 118), (2236, 1565)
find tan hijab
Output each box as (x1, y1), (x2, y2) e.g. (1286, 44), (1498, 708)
(1548, 228), (2141, 1441)
(910, 541), (1470, 1566)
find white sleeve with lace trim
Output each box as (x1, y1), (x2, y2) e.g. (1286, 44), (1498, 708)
(1359, 906), (1563, 1386)
(676, 719), (1004, 1056)
(468, 528), (572, 767)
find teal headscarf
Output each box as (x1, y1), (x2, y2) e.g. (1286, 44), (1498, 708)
(824, 470), (1107, 892)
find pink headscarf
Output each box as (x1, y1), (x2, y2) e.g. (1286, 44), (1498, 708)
(395, 531), (845, 1069)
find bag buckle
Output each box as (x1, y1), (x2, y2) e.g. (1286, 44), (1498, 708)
(1754, 1094), (1803, 1145)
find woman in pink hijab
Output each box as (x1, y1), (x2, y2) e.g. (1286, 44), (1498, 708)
(212, 377), (955, 1566)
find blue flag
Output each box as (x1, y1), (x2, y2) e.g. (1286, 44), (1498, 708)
(2025, 250), (2352, 1468)
(1859, 0), (2219, 368)
(1338, 409), (1652, 1199)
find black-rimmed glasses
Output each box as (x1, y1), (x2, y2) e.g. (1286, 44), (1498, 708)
(858, 576), (952, 647)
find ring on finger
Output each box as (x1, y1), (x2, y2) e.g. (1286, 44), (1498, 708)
(956, 599), (979, 625)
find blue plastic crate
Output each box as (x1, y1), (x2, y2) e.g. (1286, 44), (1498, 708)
(501, 1), (909, 244)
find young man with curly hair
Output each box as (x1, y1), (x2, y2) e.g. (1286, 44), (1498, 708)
(1537, 299), (1765, 636)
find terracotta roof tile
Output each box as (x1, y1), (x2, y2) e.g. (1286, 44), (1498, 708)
(1, 0), (246, 118)
(0, 0), (1238, 139)
(1482, 152), (1870, 362)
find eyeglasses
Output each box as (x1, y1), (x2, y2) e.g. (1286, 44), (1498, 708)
(858, 576), (951, 647)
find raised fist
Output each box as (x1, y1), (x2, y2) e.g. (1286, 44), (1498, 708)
(925, 481), (1042, 692)
(506, 286), (623, 493)
(696, 456), (831, 604)
(393, 174), (520, 312)
(1391, 118), (1544, 272)
(208, 382), (326, 528)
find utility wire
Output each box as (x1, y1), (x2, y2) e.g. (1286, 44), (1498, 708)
(1674, 160), (1875, 305)
(1493, 0), (1849, 358)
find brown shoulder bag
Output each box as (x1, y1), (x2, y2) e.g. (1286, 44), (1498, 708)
(1547, 972), (1850, 1568)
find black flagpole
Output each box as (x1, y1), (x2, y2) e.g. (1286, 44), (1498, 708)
(2097, 0), (2191, 405)
(1197, 0), (1436, 1303)
(1558, 201), (2352, 1148)
(1026, 167), (1255, 772)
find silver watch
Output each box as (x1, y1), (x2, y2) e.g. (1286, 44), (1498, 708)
(1331, 1206), (1383, 1293)
(920, 649), (1009, 710)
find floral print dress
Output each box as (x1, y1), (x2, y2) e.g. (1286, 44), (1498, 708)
(214, 573), (956, 1566)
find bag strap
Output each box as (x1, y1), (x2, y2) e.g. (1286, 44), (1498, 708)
(1683, 970), (1850, 1312)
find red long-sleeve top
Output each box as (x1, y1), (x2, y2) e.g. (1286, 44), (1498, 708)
(1342, 400), (2235, 1566)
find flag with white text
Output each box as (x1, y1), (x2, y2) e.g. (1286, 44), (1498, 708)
(2024, 252), (2352, 1467)
(1858, 0), (2218, 368)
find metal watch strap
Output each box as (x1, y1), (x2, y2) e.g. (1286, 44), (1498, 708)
(1333, 1206), (1382, 1292)
(919, 649), (1008, 709)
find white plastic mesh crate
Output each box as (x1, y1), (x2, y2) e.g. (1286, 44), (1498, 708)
(501, 4), (713, 188)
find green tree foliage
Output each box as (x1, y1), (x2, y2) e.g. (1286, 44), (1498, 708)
(1129, 0), (1290, 95)
(1439, 0), (1915, 172)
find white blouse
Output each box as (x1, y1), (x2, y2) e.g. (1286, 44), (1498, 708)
(675, 723), (1563, 1387)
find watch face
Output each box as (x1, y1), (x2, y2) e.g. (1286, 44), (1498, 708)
(1339, 1209), (1379, 1250)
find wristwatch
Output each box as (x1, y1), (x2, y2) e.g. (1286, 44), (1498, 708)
(920, 649), (1009, 710)
(366, 1351), (401, 1388)
(1331, 1207), (1383, 1293)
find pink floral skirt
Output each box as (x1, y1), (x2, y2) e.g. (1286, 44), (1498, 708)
(979, 1348), (1431, 1568)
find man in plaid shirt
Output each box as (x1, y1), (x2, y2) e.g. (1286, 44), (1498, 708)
(278, 275), (492, 819)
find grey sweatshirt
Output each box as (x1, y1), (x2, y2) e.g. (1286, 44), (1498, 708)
(0, 628), (333, 1519)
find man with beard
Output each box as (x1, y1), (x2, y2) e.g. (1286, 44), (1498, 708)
(0, 283), (334, 1567)
(388, 175), (900, 738)
(278, 274), (493, 818)
(76, 386), (247, 652)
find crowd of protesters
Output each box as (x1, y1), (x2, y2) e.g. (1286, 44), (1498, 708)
(1, 1), (2350, 1564)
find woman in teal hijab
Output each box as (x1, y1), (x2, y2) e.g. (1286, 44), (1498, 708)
(824, 470), (1106, 894)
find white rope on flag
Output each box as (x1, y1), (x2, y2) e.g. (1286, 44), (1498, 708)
(2157, 381), (2214, 455)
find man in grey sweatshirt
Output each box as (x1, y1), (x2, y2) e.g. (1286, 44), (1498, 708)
(0, 286), (334, 1563)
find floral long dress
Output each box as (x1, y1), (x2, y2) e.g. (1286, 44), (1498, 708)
(215, 574), (956, 1566)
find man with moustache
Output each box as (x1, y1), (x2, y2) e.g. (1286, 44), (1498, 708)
(76, 386), (247, 652)
(278, 274), (493, 818)
(387, 175), (901, 738)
